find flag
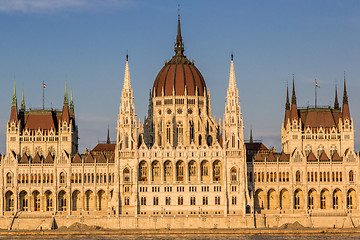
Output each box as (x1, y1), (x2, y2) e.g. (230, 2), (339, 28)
(315, 82), (320, 88)
(43, 83), (47, 88)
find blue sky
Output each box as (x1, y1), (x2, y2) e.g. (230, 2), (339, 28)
(0, 0), (359, 153)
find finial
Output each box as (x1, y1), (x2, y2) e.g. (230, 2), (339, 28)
(178, 4), (180, 18)
(126, 50), (128, 61)
(231, 52), (233, 61)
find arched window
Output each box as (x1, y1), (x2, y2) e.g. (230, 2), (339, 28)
(189, 161), (196, 176)
(125, 134), (129, 149)
(231, 168), (237, 181)
(6, 172), (12, 184)
(60, 172), (65, 184)
(166, 122), (171, 144)
(198, 134), (202, 146)
(231, 134), (235, 148)
(189, 122), (194, 143)
(123, 168), (130, 182)
(164, 161), (172, 177)
(213, 161), (221, 181)
(152, 161), (160, 177)
(139, 161), (148, 181)
(296, 171), (301, 182)
(349, 170), (354, 182)
(177, 122), (183, 145)
(158, 122), (162, 146)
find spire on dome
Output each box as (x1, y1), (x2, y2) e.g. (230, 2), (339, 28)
(342, 72), (350, 120)
(123, 54), (131, 90)
(20, 87), (25, 111)
(174, 7), (184, 56)
(334, 83), (339, 110)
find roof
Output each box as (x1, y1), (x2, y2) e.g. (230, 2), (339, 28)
(44, 153), (54, 163)
(24, 110), (57, 131)
(153, 55), (206, 97)
(299, 107), (342, 130)
(245, 142), (269, 152)
(91, 143), (116, 152)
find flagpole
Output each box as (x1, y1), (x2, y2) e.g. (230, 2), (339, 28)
(315, 79), (317, 108)
(43, 80), (44, 110)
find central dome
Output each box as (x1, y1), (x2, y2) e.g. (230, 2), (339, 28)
(152, 16), (206, 97)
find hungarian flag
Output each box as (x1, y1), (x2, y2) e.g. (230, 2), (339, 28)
(315, 81), (320, 88)
(43, 83), (47, 88)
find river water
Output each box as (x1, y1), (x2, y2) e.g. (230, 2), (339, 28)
(1, 234), (360, 240)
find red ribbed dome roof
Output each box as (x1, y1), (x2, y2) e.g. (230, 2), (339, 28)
(153, 55), (206, 97)
(152, 15), (207, 97)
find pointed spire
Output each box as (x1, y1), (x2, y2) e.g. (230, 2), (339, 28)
(20, 87), (25, 111)
(174, 6), (184, 56)
(343, 72), (348, 104)
(123, 54), (131, 90)
(12, 81), (17, 107)
(291, 74), (296, 105)
(63, 81), (68, 106)
(70, 87), (74, 113)
(10, 81), (18, 122)
(250, 127), (253, 143)
(228, 53), (237, 90)
(107, 126), (111, 144)
(285, 82), (290, 110)
(334, 83), (339, 110)
(284, 83), (291, 127)
(342, 72), (350, 120)
(290, 74), (298, 121)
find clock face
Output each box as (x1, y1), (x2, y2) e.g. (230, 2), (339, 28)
(177, 108), (183, 114)
(188, 108), (193, 114)
(167, 109), (172, 115)
(158, 110), (161, 115)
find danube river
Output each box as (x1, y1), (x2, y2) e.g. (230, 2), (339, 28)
(1, 234), (360, 240)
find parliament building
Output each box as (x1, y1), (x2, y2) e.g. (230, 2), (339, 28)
(0, 15), (359, 229)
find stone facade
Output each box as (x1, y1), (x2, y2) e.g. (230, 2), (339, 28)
(0, 15), (359, 230)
